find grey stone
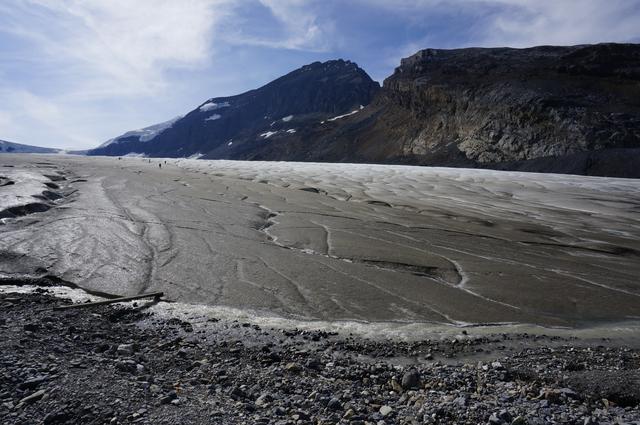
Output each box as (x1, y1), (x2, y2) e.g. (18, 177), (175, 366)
(20, 390), (45, 404)
(401, 369), (421, 389)
(379, 405), (393, 417)
(116, 344), (134, 355)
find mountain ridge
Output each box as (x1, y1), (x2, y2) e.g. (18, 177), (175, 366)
(0, 139), (61, 154)
(89, 59), (380, 158)
(90, 43), (640, 177)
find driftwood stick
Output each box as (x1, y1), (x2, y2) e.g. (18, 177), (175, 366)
(53, 292), (164, 310)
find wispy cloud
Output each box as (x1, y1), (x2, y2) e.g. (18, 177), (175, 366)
(0, 88), (84, 147)
(0, 0), (231, 97)
(361, 0), (640, 82)
(477, 0), (640, 47)
(366, 0), (640, 48)
(0, 0), (236, 148)
(217, 0), (334, 52)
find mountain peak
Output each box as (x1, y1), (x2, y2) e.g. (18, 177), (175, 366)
(301, 59), (356, 69)
(90, 59), (380, 158)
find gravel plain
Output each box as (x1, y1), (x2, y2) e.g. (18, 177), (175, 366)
(1, 288), (639, 425)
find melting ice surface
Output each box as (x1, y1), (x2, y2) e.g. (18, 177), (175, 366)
(0, 170), (51, 213)
(2, 155), (640, 332)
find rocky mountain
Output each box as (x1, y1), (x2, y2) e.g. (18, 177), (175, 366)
(92, 44), (640, 177)
(89, 60), (380, 158)
(0, 139), (60, 154)
(379, 43), (640, 163)
(224, 43), (640, 177)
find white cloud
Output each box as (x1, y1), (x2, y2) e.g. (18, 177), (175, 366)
(0, 111), (12, 131)
(260, 0), (330, 50)
(479, 0), (640, 47)
(365, 0), (640, 48)
(221, 0), (333, 51)
(0, 0), (232, 98)
(0, 88), (87, 147)
(0, 0), (238, 148)
(369, 0), (640, 83)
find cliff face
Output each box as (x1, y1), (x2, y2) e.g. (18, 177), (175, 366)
(378, 44), (640, 165)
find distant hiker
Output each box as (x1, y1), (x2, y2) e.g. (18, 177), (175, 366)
(159, 163), (162, 168)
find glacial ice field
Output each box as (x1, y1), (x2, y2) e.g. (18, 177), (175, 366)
(1, 154), (639, 329)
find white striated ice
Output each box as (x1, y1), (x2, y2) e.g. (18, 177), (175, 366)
(0, 170), (51, 213)
(172, 159), (640, 238)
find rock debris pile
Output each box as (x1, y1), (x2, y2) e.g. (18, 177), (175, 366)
(1, 290), (639, 424)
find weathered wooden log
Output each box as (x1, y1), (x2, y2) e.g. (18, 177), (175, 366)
(53, 292), (164, 310)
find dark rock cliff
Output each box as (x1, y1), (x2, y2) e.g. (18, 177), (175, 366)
(378, 43), (640, 165)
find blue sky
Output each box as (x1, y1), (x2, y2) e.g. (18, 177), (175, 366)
(1, 0), (639, 150)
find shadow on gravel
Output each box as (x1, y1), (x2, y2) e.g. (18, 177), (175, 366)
(567, 370), (640, 407)
(2, 289), (639, 424)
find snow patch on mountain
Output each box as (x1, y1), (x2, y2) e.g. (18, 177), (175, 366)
(200, 101), (230, 112)
(205, 114), (221, 121)
(0, 139), (60, 154)
(99, 116), (182, 148)
(260, 131), (278, 138)
(323, 106), (364, 123)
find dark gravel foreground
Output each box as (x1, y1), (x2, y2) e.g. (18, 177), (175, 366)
(1, 289), (639, 425)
